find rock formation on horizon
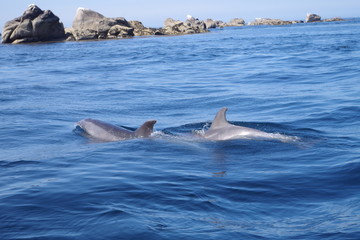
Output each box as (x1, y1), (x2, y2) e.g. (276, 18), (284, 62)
(323, 17), (344, 22)
(66, 8), (208, 40)
(247, 13), (344, 26)
(163, 16), (208, 35)
(305, 14), (344, 23)
(306, 13), (321, 23)
(66, 7), (136, 40)
(204, 19), (224, 28)
(204, 18), (246, 28)
(227, 18), (246, 27)
(2, 5), (347, 44)
(248, 18), (294, 26)
(2, 4), (65, 44)
(128, 21), (163, 36)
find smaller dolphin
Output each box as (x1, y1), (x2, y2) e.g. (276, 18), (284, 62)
(76, 118), (156, 142)
(200, 107), (297, 142)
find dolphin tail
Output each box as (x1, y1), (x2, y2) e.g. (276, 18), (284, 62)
(135, 120), (157, 137)
(210, 107), (231, 129)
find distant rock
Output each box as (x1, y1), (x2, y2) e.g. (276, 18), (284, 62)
(163, 18), (189, 34)
(64, 28), (76, 41)
(291, 20), (304, 24)
(128, 21), (163, 36)
(2, 4), (65, 44)
(186, 15), (194, 21)
(67, 9), (207, 41)
(226, 18), (246, 27)
(323, 17), (344, 22)
(2, 5), (348, 44)
(248, 18), (292, 26)
(306, 13), (321, 23)
(184, 17), (207, 33)
(204, 19), (217, 29)
(204, 18), (246, 28)
(163, 17), (208, 35)
(164, 18), (184, 28)
(68, 8), (134, 40)
(163, 18), (188, 34)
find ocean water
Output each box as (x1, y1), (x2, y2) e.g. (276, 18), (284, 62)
(1, 19), (360, 240)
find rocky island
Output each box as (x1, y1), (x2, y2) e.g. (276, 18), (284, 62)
(1, 4), (346, 44)
(247, 13), (344, 26)
(1, 5), (210, 44)
(2, 4), (65, 44)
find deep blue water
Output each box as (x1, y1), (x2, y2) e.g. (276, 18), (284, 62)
(1, 19), (360, 240)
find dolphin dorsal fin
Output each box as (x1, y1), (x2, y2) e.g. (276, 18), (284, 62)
(210, 107), (231, 129)
(134, 120), (157, 137)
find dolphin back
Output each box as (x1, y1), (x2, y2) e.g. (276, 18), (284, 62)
(134, 120), (157, 137)
(77, 118), (136, 141)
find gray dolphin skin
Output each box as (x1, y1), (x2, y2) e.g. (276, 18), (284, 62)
(76, 118), (157, 141)
(201, 107), (292, 141)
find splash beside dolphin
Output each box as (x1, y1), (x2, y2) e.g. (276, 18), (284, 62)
(76, 118), (156, 142)
(199, 107), (298, 142)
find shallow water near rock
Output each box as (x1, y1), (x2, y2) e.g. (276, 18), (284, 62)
(1, 19), (360, 239)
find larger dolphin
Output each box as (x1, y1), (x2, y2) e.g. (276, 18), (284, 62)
(76, 118), (156, 142)
(200, 107), (297, 142)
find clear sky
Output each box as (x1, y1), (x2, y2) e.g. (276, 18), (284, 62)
(1, 0), (359, 28)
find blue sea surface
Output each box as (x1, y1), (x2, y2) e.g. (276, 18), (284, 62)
(1, 19), (360, 239)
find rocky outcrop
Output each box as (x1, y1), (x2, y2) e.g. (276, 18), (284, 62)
(163, 18), (185, 33)
(226, 18), (246, 27)
(204, 19), (225, 28)
(291, 20), (304, 24)
(163, 16), (208, 35)
(204, 18), (245, 28)
(128, 21), (164, 36)
(323, 17), (344, 22)
(204, 19), (217, 29)
(66, 9), (207, 40)
(248, 18), (293, 26)
(3, 5), (346, 44)
(247, 14), (343, 26)
(305, 14), (342, 23)
(184, 16), (207, 33)
(67, 8), (134, 40)
(2, 4), (65, 44)
(306, 13), (321, 23)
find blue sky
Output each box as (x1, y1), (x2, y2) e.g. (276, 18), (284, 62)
(1, 1), (359, 28)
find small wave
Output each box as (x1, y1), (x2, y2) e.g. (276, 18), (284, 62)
(150, 130), (208, 151)
(0, 160), (41, 168)
(193, 128), (205, 137)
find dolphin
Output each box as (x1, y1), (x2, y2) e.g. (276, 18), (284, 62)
(200, 107), (297, 142)
(76, 118), (157, 142)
